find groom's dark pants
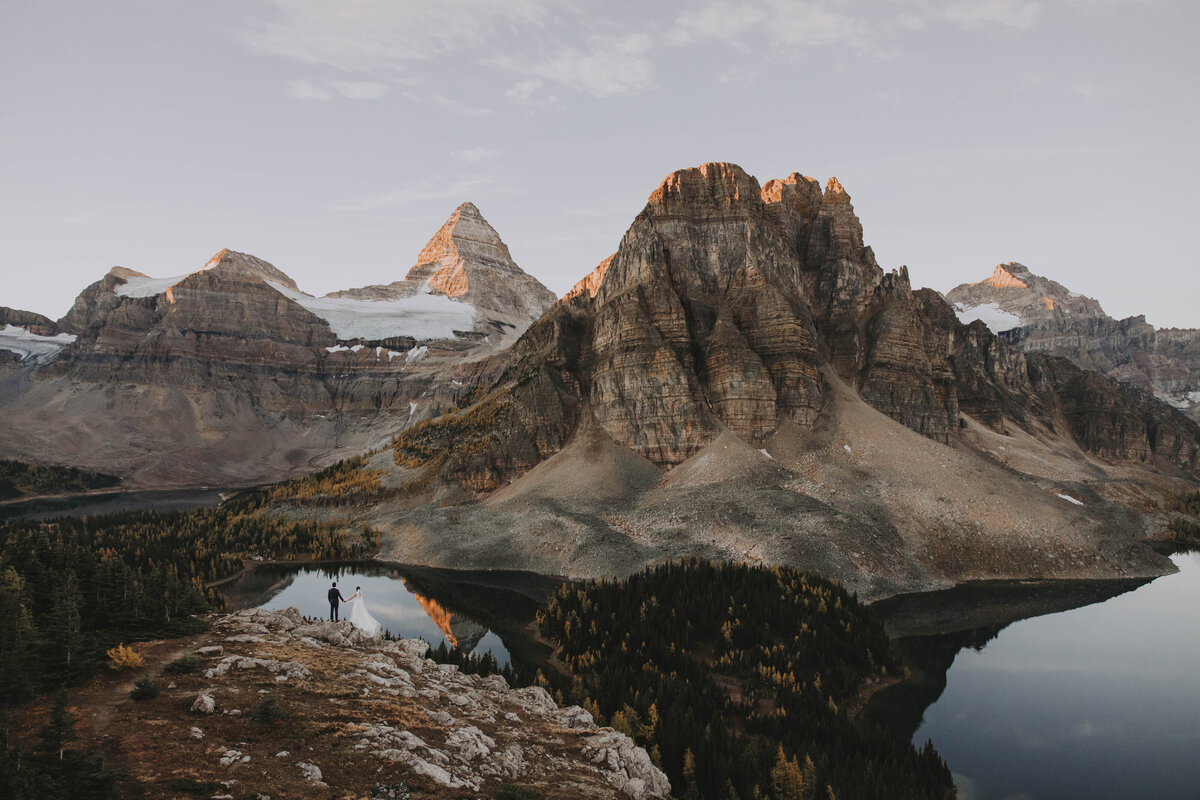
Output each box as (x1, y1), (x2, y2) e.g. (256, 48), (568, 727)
(329, 602), (339, 622)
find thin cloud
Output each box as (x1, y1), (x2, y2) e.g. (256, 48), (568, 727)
(330, 81), (389, 100)
(942, 0), (1041, 29)
(287, 79), (331, 101)
(666, 1), (872, 54)
(244, 0), (552, 73)
(666, 0), (1053, 58)
(260, 1), (1101, 103)
(489, 33), (654, 98)
(666, 2), (767, 46)
(397, 90), (492, 117)
(452, 147), (498, 164)
(506, 78), (559, 106)
(430, 94), (493, 118)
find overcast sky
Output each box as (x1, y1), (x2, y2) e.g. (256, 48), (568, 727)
(3, 0), (1197, 327)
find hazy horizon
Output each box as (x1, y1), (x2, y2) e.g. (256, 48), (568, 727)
(3, 1), (1197, 327)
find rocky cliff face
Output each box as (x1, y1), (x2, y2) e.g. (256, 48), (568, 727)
(0, 208), (554, 486)
(947, 263), (1200, 423)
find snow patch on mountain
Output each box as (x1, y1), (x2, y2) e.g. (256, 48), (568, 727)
(0, 325), (77, 362)
(1159, 390), (1200, 410)
(953, 302), (1024, 333)
(115, 274), (189, 298)
(268, 282), (475, 342)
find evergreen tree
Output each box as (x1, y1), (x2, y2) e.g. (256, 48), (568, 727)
(0, 568), (36, 707)
(44, 573), (83, 678)
(35, 690), (76, 762)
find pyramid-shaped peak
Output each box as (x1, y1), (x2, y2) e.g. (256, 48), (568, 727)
(977, 264), (1030, 290)
(414, 203), (508, 267)
(203, 249), (298, 291)
(411, 203), (512, 279)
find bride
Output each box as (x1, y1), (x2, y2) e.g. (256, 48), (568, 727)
(345, 586), (382, 636)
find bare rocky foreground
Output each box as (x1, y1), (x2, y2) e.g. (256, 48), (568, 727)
(89, 609), (669, 799)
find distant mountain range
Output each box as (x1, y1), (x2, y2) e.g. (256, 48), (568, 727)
(0, 203), (554, 485)
(947, 262), (1200, 423)
(2, 163), (1197, 597)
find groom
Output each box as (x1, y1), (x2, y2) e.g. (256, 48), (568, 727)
(327, 581), (347, 622)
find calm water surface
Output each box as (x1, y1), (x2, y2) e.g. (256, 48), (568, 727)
(220, 563), (560, 672)
(908, 551), (1200, 800)
(0, 487), (229, 520)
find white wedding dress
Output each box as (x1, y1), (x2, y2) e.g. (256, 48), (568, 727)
(347, 592), (382, 636)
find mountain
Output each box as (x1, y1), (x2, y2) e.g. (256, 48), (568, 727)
(0, 206), (554, 486)
(329, 202), (557, 347)
(359, 163), (1199, 598)
(947, 262), (1200, 422)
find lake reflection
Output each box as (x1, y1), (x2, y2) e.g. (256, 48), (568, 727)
(220, 562), (561, 672)
(894, 551), (1200, 800)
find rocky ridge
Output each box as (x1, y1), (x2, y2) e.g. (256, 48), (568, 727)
(0, 306), (61, 337)
(102, 607), (669, 799)
(0, 205), (554, 486)
(947, 262), (1200, 423)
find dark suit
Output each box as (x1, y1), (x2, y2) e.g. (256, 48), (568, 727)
(328, 587), (347, 621)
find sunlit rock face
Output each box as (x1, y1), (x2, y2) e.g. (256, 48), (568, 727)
(420, 162), (1200, 488)
(947, 263), (1200, 425)
(562, 254), (613, 302)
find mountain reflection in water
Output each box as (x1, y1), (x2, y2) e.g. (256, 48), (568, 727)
(219, 562), (561, 672)
(404, 582), (490, 653)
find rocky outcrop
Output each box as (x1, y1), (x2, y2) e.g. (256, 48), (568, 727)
(106, 607), (670, 799)
(0, 306), (60, 337)
(947, 262), (1200, 424)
